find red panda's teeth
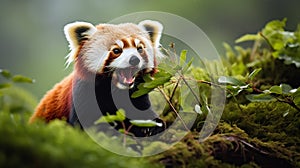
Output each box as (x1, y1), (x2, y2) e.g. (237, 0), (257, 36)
(123, 77), (135, 84)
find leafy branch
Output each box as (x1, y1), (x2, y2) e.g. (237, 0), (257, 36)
(0, 69), (35, 90)
(0, 69), (36, 115)
(236, 18), (300, 68)
(218, 69), (300, 112)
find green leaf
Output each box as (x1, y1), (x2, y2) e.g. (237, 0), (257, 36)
(158, 62), (177, 75)
(143, 78), (169, 88)
(246, 94), (275, 102)
(280, 84), (292, 94)
(116, 109), (126, 121)
(0, 69), (12, 79)
(94, 116), (108, 124)
(179, 50), (187, 66)
(294, 96), (300, 107)
(264, 18), (286, 33)
(154, 69), (172, 78)
(94, 109), (126, 124)
(12, 75), (35, 83)
(94, 115), (116, 124)
(118, 129), (126, 134)
(248, 68), (261, 80)
(143, 76), (171, 89)
(143, 74), (153, 83)
(292, 88), (300, 106)
(277, 42), (300, 68)
(131, 86), (153, 98)
(218, 76), (246, 86)
(129, 120), (162, 127)
(0, 83), (12, 89)
(235, 34), (260, 43)
(182, 57), (194, 73)
(261, 19), (287, 51)
(132, 72), (171, 98)
(268, 85), (282, 94)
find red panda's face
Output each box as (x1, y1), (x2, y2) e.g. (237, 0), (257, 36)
(106, 37), (153, 89)
(64, 21), (163, 89)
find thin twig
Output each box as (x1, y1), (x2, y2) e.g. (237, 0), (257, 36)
(181, 75), (203, 108)
(122, 123), (135, 147)
(259, 32), (275, 51)
(158, 87), (190, 131)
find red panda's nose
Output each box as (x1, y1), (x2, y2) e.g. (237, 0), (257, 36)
(129, 55), (140, 66)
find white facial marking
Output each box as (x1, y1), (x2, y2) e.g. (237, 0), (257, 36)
(85, 49), (110, 73)
(116, 39), (124, 49)
(134, 38), (140, 47)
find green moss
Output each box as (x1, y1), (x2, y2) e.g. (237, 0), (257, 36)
(152, 121), (298, 167)
(0, 112), (159, 168)
(223, 101), (300, 150)
(0, 86), (37, 114)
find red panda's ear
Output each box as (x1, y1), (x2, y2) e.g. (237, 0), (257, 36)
(64, 22), (97, 50)
(64, 22), (97, 66)
(138, 20), (163, 48)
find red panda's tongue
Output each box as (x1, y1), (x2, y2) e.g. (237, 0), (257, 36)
(118, 67), (138, 85)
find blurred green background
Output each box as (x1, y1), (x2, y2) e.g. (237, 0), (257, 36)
(0, 0), (299, 99)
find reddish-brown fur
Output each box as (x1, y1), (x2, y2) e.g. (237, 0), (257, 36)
(29, 72), (74, 123)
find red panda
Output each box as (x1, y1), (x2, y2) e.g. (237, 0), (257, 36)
(29, 20), (165, 137)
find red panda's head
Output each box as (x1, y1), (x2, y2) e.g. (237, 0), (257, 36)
(64, 20), (163, 89)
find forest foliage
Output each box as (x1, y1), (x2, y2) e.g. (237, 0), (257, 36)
(0, 19), (300, 167)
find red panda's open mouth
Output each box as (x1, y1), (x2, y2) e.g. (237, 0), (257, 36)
(113, 67), (140, 89)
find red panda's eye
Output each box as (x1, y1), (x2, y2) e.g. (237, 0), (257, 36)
(112, 48), (122, 55)
(137, 46), (143, 54)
